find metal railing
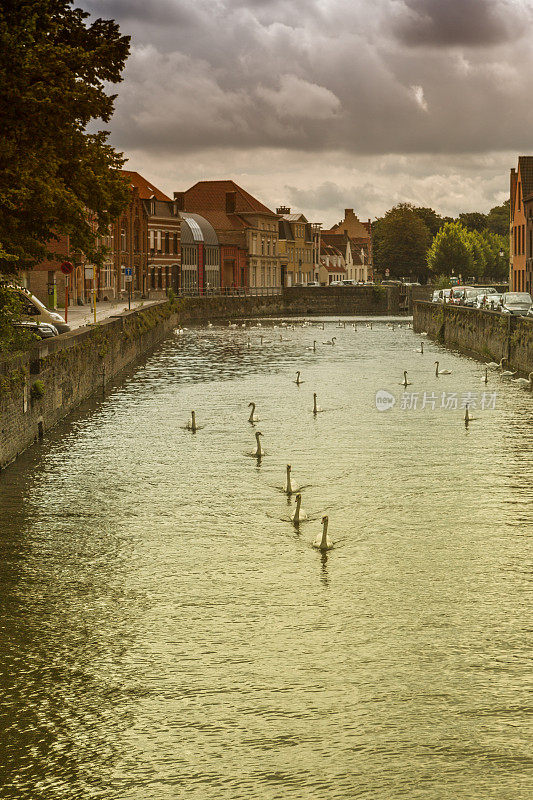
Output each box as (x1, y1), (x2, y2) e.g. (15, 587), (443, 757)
(175, 286), (283, 298)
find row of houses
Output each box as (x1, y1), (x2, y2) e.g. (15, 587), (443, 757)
(21, 172), (373, 307)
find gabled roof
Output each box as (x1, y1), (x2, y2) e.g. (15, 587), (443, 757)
(281, 212), (308, 223)
(518, 156), (533, 200)
(183, 180), (277, 230)
(122, 170), (171, 201)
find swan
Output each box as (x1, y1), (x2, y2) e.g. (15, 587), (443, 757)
(228, 321), (237, 329)
(481, 368), (488, 384)
(207, 321), (213, 328)
(435, 361), (452, 376)
(413, 342), (424, 354)
(500, 367), (516, 378)
(175, 327), (184, 335)
(247, 337), (251, 349)
(323, 337), (336, 345)
(295, 371), (305, 385)
(511, 371), (533, 388)
(420, 331), (428, 336)
(186, 411), (197, 433)
(248, 402), (259, 423)
(260, 336), (264, 345)
(464, 404), (476, 425)
(313, 393), (322, 414)
(285, 464), (294, 494)
(307, 340), (317, 352)
(253, 431), (263, 457)
(487, 358), (505, 369)
(290, 493), (308, 524)
(399, 371), (412, 387)
(313, 516), (333, 551)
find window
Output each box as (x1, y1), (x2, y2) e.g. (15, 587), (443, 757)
(156, 230), (162, 252)
(121, 228), (126, 252)
(149, 230), (155, 252)
(173, 233), (178, 253)
(165, 232), (170, 254)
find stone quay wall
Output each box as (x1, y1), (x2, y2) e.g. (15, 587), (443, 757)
(0, 302), (181, 470)
(413, 301), (533, 375)
(1, 287), (399, 470)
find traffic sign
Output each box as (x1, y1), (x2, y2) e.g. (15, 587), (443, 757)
(124, 267), (132, 277)
(60, 260), (74, 275)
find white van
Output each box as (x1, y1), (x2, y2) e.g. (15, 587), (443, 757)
(11, 287), (70, 333)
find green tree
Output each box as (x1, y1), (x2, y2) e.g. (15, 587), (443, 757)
(457, 212), (488, 233)
(482, 231), (509, 280)
(372, 204), (432, 281)
(486, 200), (510, 236)
(0, 0), (130, 274)
(426, 221), (473, 279)
(467, 229), (489, 278)
(412, 206), (446, 237)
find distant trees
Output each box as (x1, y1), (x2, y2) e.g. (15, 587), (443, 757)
(426, 221), (508, 281)
(372, 204), (432, 281)
(373, 199), (509, 283)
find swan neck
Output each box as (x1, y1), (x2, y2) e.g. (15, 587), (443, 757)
(321, 518), (329, 547)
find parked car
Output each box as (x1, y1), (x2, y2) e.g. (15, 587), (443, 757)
(448, 286), (475, 304)
(462, 288), (481, 307)
(329, 280), (344, 286)
(341, 279), (357, 286)
(9, 286), (70, 333)
(432, 289), (452, 303)
(499, 292), (533, 316)
(306, 281), (320, 287)
(14, 320), (59, 339)
(475, 292), (501, 310)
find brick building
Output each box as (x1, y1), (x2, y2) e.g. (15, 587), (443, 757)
(510, 156), (533, 293)
(175, 181), (281, 291)
(179, 212), (220, 294)
(276, 207), (314, 286)
(122, 171), (180, 296)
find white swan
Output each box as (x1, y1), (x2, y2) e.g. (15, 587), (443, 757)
(511, 371), (533, 388)
(307, 340), (317, 352)
(248, 402), (259, 423)
(295, 371), (304, 385)
(420, 331), (428, 336)
(313, 516), (333, 551)
(414, 342), (424, 354)
(228, 321), (237, 329)
(399, 370), (412, 387)
(186, 411), (197, 433)
(175, 327), (184, 335)
(247, 337), (251, 349)
(435, 361), (452, 376)
(323, 337), (336, 345)
(481, 368), (488, 384)
(290, 493), (308, 524)
(313, 393), (322, 414)
(500, 367), (516, 378)
(487, 358), (505, 369)
(253, 431), (263, 457)
(207, 321), (213, 328)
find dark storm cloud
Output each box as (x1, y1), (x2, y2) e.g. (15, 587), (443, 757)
(81, 0), (533, 166)
(391, 0), (523, 48)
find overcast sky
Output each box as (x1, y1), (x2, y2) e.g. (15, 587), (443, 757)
(83, 0), (532, 227)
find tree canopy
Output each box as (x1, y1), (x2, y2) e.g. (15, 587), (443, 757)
(0, 0), (131, 274)
(372, 204), (432, 281)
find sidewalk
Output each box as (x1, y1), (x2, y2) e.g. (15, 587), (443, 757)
(63, 299), (160, 330)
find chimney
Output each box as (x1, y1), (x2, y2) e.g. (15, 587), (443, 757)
(173, 191), (185, 211)
(226, 191), (236, 214)
(276, 205), (291, 215)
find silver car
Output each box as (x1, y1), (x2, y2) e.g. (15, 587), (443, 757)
(499, 292), (533, 315)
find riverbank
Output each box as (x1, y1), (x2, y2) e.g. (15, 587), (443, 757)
(413, 300), (533, 374)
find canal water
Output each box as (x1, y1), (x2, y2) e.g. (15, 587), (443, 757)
(0, 317), (531, 800)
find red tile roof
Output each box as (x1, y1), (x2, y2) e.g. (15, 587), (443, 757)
(183, 180), (277, 230)
(122, 170), (171, 201)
